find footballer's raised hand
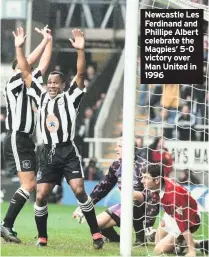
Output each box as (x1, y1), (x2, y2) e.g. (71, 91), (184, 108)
(69, 29), (85, 50)
(12, 27), (27, 48)
(35, 25), (52, 42)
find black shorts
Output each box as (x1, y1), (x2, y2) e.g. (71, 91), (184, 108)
(3, 131), (36, 175)
(37, 142), (84, 186)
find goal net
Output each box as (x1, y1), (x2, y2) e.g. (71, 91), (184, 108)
(134, 0), (209, 256)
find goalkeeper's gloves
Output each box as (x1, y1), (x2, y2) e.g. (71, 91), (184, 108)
(145, 227), (156, 242)
(72, 207), (85, 224)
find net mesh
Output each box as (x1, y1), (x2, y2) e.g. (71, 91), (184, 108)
(135, 0), (209, 255)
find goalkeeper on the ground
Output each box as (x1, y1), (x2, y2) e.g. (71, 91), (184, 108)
(73, 137), (159, 245)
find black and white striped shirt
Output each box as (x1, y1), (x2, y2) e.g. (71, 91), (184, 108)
(3, 69), (43, 135)
(27, 81), (86, 145)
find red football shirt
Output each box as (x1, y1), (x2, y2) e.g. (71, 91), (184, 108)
(160, 178), (199, 233)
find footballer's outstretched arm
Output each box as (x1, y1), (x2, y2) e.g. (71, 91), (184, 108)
(69, 29), (86, 90)
(36, 25), (53, 75)
(27, 25), (51, 68)
(90, 165), (118, 205)
(13, 27), (32, 88)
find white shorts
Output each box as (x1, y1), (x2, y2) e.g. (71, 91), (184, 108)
(160, 212), (181, 238)
(160, 211), (201, 239)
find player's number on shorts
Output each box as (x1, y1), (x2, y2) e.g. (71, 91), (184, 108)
(145, 72), (164, 79)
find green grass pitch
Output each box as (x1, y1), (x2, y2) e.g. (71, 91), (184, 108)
(1, 202), (208, 256)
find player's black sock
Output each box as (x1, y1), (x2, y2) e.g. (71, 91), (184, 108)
(133, 204), (145, 231)
(34, 203), (48, 239)
(101, 227), (120, 242)
(78, 195), (100, 235)
(133, 204), (145, 242)
(3, 187), (30, 228)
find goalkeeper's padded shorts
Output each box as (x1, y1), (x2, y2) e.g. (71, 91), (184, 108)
(105, 204), (121, 227)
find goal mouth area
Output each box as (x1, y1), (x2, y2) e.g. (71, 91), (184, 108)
(134, 0), (208, 256)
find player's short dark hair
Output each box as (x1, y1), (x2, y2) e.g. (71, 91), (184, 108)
(12, 58), (18, 70)
(143, 163), (164, 178)
(49, 71), (65, 83)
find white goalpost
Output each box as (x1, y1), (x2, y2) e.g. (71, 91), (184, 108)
(121, 0), (209, 256)
(120, 0), (139, 256)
